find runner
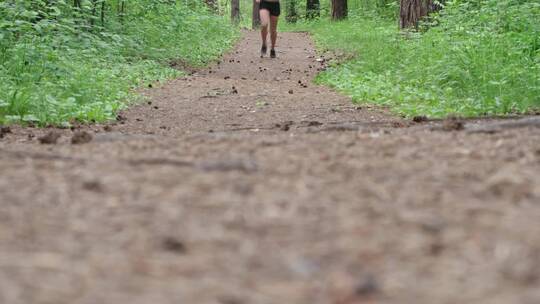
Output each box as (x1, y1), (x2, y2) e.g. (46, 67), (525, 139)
(257, 0), (280, 58)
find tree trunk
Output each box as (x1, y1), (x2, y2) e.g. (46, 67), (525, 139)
(252, 0), (260, 29)
(306, 0), (320, 19)
(101, 0), (106, 27)
(285, 0), (298, 23)
(231, 0), (240, 23)
(331, 0), (347, 20)
(400, 0), (442, 29)
(91, 0), (97, 26)
(119, 0), (126, 24)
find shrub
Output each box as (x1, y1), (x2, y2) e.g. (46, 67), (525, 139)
(0, 1), (238, 126)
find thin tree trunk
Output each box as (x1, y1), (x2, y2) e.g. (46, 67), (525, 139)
(73, 0), (82, 27)
(119, 0), (126, 24)
(252, 0), (260, 29)
(101, 0), (105, 27)
(306, 0), (320, 19)
(286, 0), (298, 23)
(331, 0), (347, 20)
(91, 0), (97, 26)
(231, 0), (240, 23)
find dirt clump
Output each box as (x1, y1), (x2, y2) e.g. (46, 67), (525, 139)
(413, 115), (428, 123)
(38, 131), (61, 144)
(441, 116), (465, 131)
(162, 237), (187, 254)
(0, 126), (11, 138)
(354, 274), (380, 297)
(71, 131), (93, 144)
(82, 179), (104, 192)
(276, 121), (294, 131)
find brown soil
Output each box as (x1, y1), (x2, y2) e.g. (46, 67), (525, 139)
(1, 31), (540, 304)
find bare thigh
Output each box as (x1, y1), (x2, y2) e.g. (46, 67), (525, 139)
(260, 9), (270, 27)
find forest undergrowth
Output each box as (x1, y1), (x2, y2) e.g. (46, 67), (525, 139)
(0, 1), (238, 126)
(283, 0), (540, 118)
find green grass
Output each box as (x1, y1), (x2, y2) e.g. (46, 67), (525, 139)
(282, 1), (540, 118)
(0, 3), (238, 126)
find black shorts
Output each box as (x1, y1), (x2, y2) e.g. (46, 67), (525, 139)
(260, 1), (281, 17)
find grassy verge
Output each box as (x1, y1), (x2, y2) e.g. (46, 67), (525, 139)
(281, 1), (540, 118)
(0, 4), (238, 126)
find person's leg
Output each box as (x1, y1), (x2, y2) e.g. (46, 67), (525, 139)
(270, 15), (279, 49)
(269, 15), (279, 57)
(259, 9), (270, 55)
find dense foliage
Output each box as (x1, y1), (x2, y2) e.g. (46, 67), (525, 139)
(3, 0), (538, 125)
(0, 1), (237, 126)
(285, 0), (540, 117)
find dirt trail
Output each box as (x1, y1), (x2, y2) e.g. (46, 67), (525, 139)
(1, 31), (540, 304)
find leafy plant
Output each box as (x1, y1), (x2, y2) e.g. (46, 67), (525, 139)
(0, 1), (238, 126)
(285, 0), (540, 117)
